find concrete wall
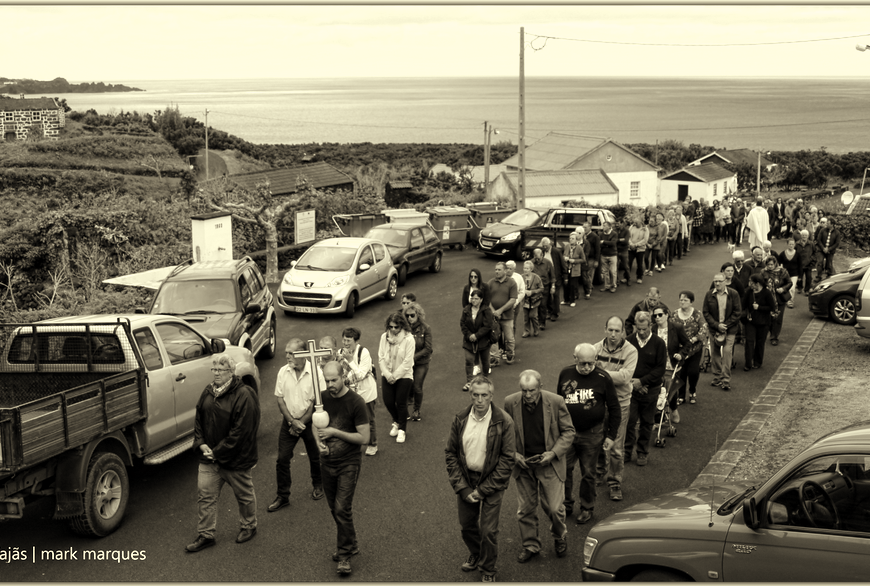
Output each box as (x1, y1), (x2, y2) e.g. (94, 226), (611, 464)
(607, 170), (659, 207)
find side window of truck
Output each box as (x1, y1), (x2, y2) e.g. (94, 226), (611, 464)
(155, 323), (207, 365)
(134, 328), (164, 370)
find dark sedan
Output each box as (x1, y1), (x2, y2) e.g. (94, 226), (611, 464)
(808, 257), (870, 326)
(364, 223), (443, 286)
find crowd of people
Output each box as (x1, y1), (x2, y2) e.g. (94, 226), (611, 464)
(184, 194), (841, 580)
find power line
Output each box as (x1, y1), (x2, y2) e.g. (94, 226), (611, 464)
(527, 32), (870, 49)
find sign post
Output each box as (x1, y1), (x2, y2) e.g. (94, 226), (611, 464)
(292, 339), (335, 453)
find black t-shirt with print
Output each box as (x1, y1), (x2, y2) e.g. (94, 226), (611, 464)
(321, 389), (369, 465)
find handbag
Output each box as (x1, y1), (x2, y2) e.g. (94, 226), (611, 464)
(489, 311), (501, 346)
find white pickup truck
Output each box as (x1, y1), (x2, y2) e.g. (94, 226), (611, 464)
(0, 314), (259, 537)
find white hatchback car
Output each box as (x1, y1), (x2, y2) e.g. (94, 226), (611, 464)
(854, 265), (870, 339)
(277, 237), (398, 318)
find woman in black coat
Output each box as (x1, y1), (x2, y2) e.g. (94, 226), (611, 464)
(459, 288), (494, 391)
(461, 268), (490, 308)
(741, 274), (775, 370)
(652, 307), (690, 423)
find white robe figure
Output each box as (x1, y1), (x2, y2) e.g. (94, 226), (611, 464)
(745, 203), (770, 251)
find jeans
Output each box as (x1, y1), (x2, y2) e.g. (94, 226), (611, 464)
(196, 462), (257, 539)
(549, 284), (561, 317)
(625, 394), (658, 459)
(365, 400), (377, 447)
(321, 459), (361, 562)
(565, 277), (580, 303)
(465, 345), (491, 381)
(597, 404), (630, 488)
(628, 250), (646, 280)
(276, 419), (322, 498)
(600, 255), (617, 289)
(523, 305), (540, 336)
(645, 249), (657, 271)
(410, 362), (429, 411)
(457, 473), (505, 577)
(382, 376), (412, 432)
(617, 249), (630, 282)
(770, 308), (785, 342)
(585, 260), (599, 293)
(710, 333), (736, 384)
(564, 423), (605, 512)
(743, 321), (770, 368)
(499, 318), (515, 357)
(539, 288), (551, 323)
(514, 465), (567, 552)
(797, 267), (813, 292)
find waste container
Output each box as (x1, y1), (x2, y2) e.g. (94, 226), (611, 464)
(466, 203), (516, 246)
(428, 205), (471, 250)
(332, 213), (388, 237)
(383, 208), (431, 224)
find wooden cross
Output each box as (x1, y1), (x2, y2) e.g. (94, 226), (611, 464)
(293, 339), (335, 407)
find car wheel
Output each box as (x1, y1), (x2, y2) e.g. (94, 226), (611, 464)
(830, 294), (857, 326)
(429, 253), (442, 273)
(69, 452), (129, 537)
(398, 264), (408, 286)
(345, 292), (357, 318)
(384, 275), (398, 300)
(258, 318), (277, 359)
(630, 569), (689, 581)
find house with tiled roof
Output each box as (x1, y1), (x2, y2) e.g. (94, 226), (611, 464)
(660, 162), (737, 204)
(498, 132), (660, 206)
(490, 169), (619, 208)
(227, 161), (355, 196)
(0, 95), (65, 141)
(689, 149), (776, 172)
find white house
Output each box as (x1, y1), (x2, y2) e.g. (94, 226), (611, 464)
(489, 169), (619, 208)
(660, 163), (737, 204)
(498, 132), (661, 207)
(688, 149), (776, 172)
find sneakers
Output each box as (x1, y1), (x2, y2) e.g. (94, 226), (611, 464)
(504, 355), (515, 365)
(365, 445), (378, 456)
(482, 574), (496, 582)
(570, 302), (576, 307)
(720, 384), (731, 391)
(689, 393), (697, 404)
(311, 486), (325, 500)
(575, 509), (593, 524)
(671, 409), (680, 424)
(637, 455), (648, 466)
(461, 553), (480, 572)
(396, 430), (406, 443)
(411, 410), (421, 421)
(332, 547), (360, 562)
(389, 422), (399, 437)
(517, 548), (539, 563)
(637, 278), (643, 284)
(185, 535), (216, 553)
(555, 537), (568, 558)
(337, 560), (352, 575)
(609, 485), (623, 501)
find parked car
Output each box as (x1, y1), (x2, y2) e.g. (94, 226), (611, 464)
(855, 265), (870, 339)
(277, 237), (398, 318)
(145, 256), (276, 359)
(808, 257), (870, 326)
(364, 222), (443, 286)
(582, 420), (870, 582)
(478, 207), (548, 259)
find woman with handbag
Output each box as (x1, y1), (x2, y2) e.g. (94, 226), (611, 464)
(378, 312), (416, 444)
(563, 232), (586, 306)
(760, 256), (792, 347)
(521, 260), (544, 337)
(669, 291), (708, 405)
(459, 289), (494, 391)
(741, 274), (775, 369)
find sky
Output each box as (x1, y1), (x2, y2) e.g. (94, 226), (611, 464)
(7, 3), (870, 81)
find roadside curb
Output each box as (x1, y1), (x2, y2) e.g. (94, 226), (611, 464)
(690, 318), (826, 488)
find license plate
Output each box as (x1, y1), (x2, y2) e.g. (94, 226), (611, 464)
(292, 306), (316, 314)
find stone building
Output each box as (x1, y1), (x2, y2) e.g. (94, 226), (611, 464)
(0, 95), (66, 141)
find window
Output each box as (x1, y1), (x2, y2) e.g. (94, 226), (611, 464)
(32, 111), (41, 122)
(134, 328), (164, 370)
(630, 181), (640, 199)
(4, 112), (13, 122)
(359, 245), (374, 268)
(372, 243), (387, 263)
(238, 274), (253, 305)
(410, 229), (424, 250)
(421, 226), (439, 244)
(155, 322), (206, 365)
(713, 183), (718, 197)
(7, 332), (124, 365)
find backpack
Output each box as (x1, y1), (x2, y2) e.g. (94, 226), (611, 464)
(356, 345), (376, 379)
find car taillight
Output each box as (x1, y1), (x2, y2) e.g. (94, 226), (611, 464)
(856, 290), (863, 312)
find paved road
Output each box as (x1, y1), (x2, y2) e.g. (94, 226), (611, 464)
(1, 241), (815, 582)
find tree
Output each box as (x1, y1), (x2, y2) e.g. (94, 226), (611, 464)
(200, 177), (299, 283)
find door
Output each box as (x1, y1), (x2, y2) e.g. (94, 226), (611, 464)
(678, 184), (689, 202)
(154, 321), (214, 438)
(407, 228), (427, 272)
(132, 327), (176, 452)
(356, 244), (380, 301)
(372, 243), (391, 290)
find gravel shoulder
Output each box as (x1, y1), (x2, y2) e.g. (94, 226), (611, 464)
(726, 251), (870, 483)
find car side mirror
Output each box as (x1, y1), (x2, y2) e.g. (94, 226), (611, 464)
(245, 303), (262, 315)
(211, 339), (226, 354)
(290, 260), (297, 268)
(743, 496), (760, 530)
(359, 263), (371, 272)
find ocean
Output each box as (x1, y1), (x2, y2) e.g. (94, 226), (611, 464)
(36, 77), (870, 153)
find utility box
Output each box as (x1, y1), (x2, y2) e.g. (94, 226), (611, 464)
(191, 211), (233, 262)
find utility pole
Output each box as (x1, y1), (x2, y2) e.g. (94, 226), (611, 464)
(484, 121), (491, 199)
(518, 27), (525, 209)
(205, 108), (210, 181)
(756, 150), (761, 200)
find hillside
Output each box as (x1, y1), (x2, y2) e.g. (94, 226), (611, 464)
(0, 77), (142, 93)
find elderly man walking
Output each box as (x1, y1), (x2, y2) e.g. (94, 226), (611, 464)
(624, 312), (666, 467)
(703, 273), (742, 392)
(446, 376), (516, 583)
(505, 260), (525, 351)
(541, 237), (564, 320)
(558, 343), (621, 526)
(531, 248), (555, 328)
(504, 370), (575, 563)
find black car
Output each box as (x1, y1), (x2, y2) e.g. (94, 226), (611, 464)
(144, 256), (277, 359)
(364, 223), (443, 286)
(808, 257), (870, 326)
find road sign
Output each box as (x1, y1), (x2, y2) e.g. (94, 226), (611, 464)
(295, 209), (316, 244)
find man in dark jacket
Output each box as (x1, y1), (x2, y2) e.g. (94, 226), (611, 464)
(583, 223), (601, 292)
(615, 218), (632, 286)
(598, 222), (618, 293)
(446, 376), (515, 582)
(187, 355), (261, 553)
(557, 343), (621, 525)
(625, 287), (669, 337)
(814, 217), (841, 280)
(531, 249), (555, 328)
(702, 273), (742, 391)
(624, 313), (666, 467)
(541, 237), (564, 321)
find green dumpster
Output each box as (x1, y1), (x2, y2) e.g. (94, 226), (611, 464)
(466, 203), (516, 245)
(428, 205), (471, 250)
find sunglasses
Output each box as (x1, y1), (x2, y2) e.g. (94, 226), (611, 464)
(388, 324), (400, 330)
(406, 313), (417, 318)
(653, 313), (666, 317)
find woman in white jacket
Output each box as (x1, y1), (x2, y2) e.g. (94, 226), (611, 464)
(378, 312), (416, 444)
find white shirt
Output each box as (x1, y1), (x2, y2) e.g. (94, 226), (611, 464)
(509, 271), (525, 306)
(344, 345), (377, 404)
(462, 405), (492, 473)
(274, 361), (324, 419)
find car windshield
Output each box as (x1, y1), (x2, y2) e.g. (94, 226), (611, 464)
(500, 208), (542, 227)
(366, 228), (408, 247)
(153, 280), (238, 314)
(295, 246), (358, 272)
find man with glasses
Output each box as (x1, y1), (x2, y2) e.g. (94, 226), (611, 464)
(703, 273), (742, 391)
(558, 343), (620, 526)
(624, 312), (666, 467)
(268, 338), (327, 514)
(504, 370), (575, 563)
(625, 287), (668, 337)
(186, 355), (260, 553)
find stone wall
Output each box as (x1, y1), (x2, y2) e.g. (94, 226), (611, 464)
(0, 107), (65, 141)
